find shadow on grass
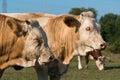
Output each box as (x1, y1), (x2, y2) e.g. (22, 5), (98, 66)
(105, 66), (120, 70)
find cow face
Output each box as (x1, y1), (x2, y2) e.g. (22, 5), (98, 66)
(95, 56), (105, 70)
(89, 50), (105, 70)
(22, 20), (54, 65)
(77, 11), (106, 55)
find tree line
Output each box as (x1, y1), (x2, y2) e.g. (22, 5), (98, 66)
(69, 8), (120, 54)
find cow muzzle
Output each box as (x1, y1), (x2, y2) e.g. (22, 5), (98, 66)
(38, 53), (55, 65)
(100, 42), (106, 50)
(49, 55), (55, 62)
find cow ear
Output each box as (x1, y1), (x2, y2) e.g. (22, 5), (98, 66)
(64, 16), (81, 32)
(64, 16), (77, 27)
(7, 18), (20, 35)
(25, 19), (40, 29)
(18, 20), (31, 36)
(25, 20), (31, 25)
(22, 20), (32, 31)
(23, 19), (37, 34)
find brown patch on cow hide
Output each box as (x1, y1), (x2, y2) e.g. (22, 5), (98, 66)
(43, 15), (80, 63)
(0, 14), (24, 65)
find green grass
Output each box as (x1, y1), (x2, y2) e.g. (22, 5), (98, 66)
(1, 67), (37, 80)
(1, 51), (120, 80)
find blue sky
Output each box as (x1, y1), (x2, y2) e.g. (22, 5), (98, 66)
(0, 0), (119, 19)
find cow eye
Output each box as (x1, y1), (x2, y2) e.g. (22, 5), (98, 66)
(38, 38), (43, 45)
(86, 27), (91, 31)
(34, 37), (43, 47)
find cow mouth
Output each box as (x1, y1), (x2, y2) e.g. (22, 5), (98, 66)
(85, 43), (106, 52)
(38, 59), (49, 65)
(88, 49), (101, 54)
(91, 49), (99, 52)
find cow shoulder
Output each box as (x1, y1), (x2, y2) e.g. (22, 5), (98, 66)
(0, 15), (24, 64)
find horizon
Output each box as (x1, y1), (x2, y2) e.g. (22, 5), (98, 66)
(0, 0), (119, 19)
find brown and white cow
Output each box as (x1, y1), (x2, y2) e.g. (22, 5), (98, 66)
(2, 11), (106, 80)
(0, 14), (54, 79)
(77, 50), (106, 70)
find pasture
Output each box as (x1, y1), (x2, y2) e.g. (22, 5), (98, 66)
(1, 51), (120, 80)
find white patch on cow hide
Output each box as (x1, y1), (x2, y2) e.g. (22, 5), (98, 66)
(22, 25), (43, 61)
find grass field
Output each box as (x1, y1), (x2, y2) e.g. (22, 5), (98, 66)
(1, 51), (120, 80)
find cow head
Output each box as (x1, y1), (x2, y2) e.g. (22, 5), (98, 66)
(74, 11), (106, 55)
(63, 11), (106, 58)
(89, 50), (105, 70)
(18, 19), (54, 65)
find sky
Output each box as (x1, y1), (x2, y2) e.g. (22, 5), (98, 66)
(0, 0), (119, 19)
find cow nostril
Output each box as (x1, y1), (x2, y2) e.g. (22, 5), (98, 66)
(49, 55), (54, 61)
(100, 43), (106, 49)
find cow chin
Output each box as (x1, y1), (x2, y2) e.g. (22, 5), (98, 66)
(37, 59), (45, 65)
(37, 57), (50, 65)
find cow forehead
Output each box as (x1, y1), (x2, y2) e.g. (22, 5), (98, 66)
(80, 17), (100, 30)
(83, 17), (95, 25)
(27, 21), (48, 47)
(27, 21), (44, 41)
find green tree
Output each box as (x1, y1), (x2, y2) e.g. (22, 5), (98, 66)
(100, 13), (120, 53)
(100, 13), (117, 42)
(109, 38), (120, 54)
(115, 15), (120, 38)
(69, 7), (97, 18)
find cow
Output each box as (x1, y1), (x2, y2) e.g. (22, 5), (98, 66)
(2, 11), (106, 80)
(77, 50), (106, 70)
(0, 14), (54, 79)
